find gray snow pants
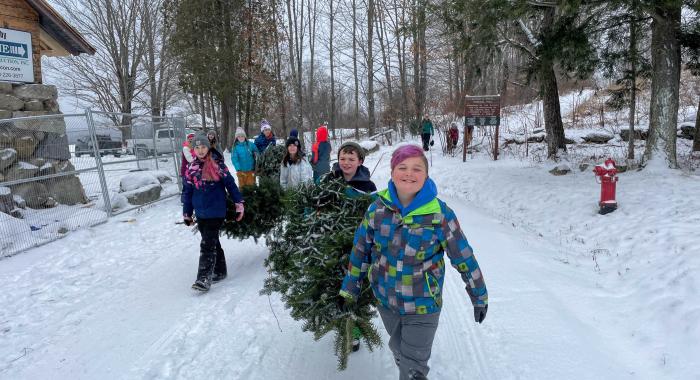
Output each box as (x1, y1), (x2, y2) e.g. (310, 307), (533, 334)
(377, 305), (441, 380)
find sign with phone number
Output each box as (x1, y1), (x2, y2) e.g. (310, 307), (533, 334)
(0, 28), (34, 83)
(465, 95), (500, 126)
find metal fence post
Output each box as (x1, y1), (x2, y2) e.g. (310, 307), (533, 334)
(151, 117), (160, 171)
(167, 117), (181, 189)
(86, 108), (113, 216)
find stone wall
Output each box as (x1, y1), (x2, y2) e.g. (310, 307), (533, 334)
(0, 83), (88, 218)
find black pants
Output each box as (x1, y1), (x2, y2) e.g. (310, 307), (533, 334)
(421, 133), (431, 151)
(196, 218), (227, 281)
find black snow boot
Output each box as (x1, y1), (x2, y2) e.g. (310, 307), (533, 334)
(212, 242), (227, 283)
(409, 369), (428, 380)
(352, 338), (360, 352)
(192, 278), (211, 291)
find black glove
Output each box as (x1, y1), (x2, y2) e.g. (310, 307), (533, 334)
(430, 140), (435, 146)
(474, 305), (487, 323)
(183, 216), (193, 226)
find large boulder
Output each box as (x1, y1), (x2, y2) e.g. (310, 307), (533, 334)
(0, 186), (13, 214)
(10, 111), (66, 134)
(23, 100), (45, 111)
(45, 176), (89, 205)
(43, 99), (60, 112)
(3, 161), (40, 181)
(0, 148), (17, 171)
(0, 82), (12, 94)
(678, 124), (696, 140)
(619, 129), (648, 141)
(582, 132), (614, 144)
(34, 132), (71, 160)
(120, 172), (160, 192)
(13, 132), (39, 159)
(527, 134), (545, 143)
(0, 94), (24, 111)
(11, 182), (52, 208)
(549, 164), (572, 176)
(123, 184), (162, 205)
(13, 84), (58, 101)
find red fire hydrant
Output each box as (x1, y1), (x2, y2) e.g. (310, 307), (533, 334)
(593, 158), (618, 215)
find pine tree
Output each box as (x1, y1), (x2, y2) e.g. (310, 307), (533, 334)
(221, 145), (287, 241)
(221, 177), (284, 243)
(261, 178), (382, 369)
(444, 0), (599, 159)
(255, 145), (286, 180)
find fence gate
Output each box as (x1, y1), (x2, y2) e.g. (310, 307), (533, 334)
(0, 110), (187, 257)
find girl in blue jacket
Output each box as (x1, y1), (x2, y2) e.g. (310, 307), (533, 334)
(231, 127), (259, 188)
(182, 133), (244, 292)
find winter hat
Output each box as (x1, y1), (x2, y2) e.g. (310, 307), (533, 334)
(235, 127), (246, 138)
(193, 132), (211, 149)
(285, 136), (301, 148)
(390, 144), (428, 173)
(338, 141), (365, 162)
(260, 119), (272, 132)
(290, 129), (299, 138)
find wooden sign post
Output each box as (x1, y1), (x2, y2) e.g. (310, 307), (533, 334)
(464, 95), (501, 162)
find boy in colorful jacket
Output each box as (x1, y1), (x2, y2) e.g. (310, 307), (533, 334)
(340, 144), (487, 380)
(182, 133), (244, 292)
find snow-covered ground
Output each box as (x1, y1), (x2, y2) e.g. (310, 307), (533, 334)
(1, 136), (698, 379)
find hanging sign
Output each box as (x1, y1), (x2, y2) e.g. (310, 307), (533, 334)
(0, 28), (34, 83)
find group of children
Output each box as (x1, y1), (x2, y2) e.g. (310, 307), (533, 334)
(179, 121), (488, 380)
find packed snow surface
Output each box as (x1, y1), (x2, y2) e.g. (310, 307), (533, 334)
(1, 141), (698, 380)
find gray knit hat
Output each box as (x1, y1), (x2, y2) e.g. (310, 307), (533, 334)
(193, 132), (211, 149)
(338, 141), (366, 161)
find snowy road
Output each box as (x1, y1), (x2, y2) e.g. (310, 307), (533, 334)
(0, 195), (666, 379)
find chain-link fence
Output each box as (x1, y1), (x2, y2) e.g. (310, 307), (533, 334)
(1, 110), (189, 257)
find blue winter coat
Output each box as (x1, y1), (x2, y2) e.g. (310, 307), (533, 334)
(254, 133), (277, 152)
(182, 158), (243, 219)
(311, 141), (331, 180)
(231, 140), (258, 172)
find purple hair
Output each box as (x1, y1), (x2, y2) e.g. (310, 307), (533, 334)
(390, 144), (428, 172)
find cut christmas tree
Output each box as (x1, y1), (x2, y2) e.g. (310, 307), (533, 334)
(262, 178), (381, 369)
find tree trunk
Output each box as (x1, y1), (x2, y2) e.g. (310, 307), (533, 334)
(307, 0), (318, 128)
(200, 91), (207, 129)
(540, 7), (566, 158)
(376, 1), (395, 133)
(329, 0), (336, 139)
(627, 12), (638, 161)
(693, 98), (700, 152)
(644, 4), (681, 168)
(367, 0), (376, 137)
(352, 0), (360, 139)
(272, 0), (287, 132)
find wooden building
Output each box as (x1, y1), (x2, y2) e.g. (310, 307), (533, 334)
(0, 0), (95, 83)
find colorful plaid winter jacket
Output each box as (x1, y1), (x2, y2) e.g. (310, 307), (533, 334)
(340, 179), (488, 315)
